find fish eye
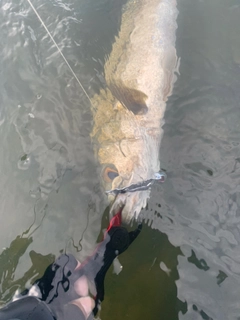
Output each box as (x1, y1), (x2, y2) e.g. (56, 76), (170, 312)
(103, 166), (119, 182)
(108, 170), (119, 180)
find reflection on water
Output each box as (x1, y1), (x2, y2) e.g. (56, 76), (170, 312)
(0, 0), (240, 319)
(0, 230), (54, 305)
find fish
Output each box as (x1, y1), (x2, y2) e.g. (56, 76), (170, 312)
(91, 0), (179, 223)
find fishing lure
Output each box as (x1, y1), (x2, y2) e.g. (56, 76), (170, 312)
(106, 171), (166, 195)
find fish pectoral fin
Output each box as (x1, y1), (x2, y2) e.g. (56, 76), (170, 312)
(109, 83), (148, 115)
(162, 48), (178, 101)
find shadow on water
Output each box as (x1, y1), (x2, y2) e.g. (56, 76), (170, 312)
(101, 225), (186, 320)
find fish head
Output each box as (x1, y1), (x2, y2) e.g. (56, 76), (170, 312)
(108, 190), (151, 224)
(99, 136), (159, 223)
(92, 89), (162, 223)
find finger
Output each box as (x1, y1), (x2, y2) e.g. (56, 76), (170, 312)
(74, 259), (82, 270)
(71, 297), (95, 319)
(63, 303), (86, 320)
(74, 275), (89, 297)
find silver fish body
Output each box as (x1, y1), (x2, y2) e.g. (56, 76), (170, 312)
(91, 0), (178, 222)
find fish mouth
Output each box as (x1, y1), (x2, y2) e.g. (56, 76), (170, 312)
(109, 194), (126, 219)
(109, 190), (151, 224)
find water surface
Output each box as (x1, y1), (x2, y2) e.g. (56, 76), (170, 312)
(0, 0), (240, 319)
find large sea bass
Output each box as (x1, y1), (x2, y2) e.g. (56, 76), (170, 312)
(92, 0), (178, 222)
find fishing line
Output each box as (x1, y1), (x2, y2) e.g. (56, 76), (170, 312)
(26, 0), (93, 107)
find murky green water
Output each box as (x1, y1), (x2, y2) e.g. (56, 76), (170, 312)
(1, 0), (240, 319)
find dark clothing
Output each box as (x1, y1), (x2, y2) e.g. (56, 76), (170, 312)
(0, 221), (142, 320)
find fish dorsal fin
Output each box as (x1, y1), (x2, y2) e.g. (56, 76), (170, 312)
(109, 83), (148, 115)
